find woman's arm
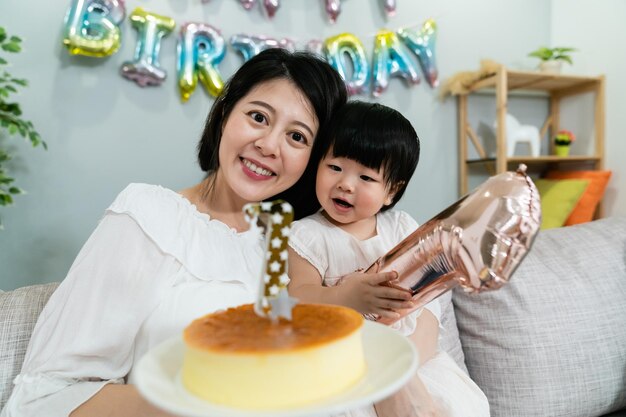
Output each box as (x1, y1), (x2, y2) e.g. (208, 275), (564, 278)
(374, 309), (443, 417)
(70, 385), (174, 417)
(409, 309), (439, 366)
(3, 213), (180, 417)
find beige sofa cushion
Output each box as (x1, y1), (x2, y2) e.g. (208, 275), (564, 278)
(0, 282), (59, 408)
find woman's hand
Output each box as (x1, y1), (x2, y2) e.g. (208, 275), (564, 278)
(334, 270), (414, 319)
(70, 384), (176, 417)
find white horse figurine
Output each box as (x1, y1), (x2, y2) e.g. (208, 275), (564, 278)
(494, 113), (541, 157)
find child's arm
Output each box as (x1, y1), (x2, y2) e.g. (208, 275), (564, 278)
(287, 247), (414, 320)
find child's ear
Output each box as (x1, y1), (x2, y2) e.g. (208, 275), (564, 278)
(384, 181), (405, 206)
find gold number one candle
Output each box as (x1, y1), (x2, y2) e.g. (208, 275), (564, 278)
(243, 200), (298, 321)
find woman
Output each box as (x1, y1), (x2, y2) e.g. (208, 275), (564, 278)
(1, 49), (347, 417)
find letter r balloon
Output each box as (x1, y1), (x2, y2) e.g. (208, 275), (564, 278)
(177, 23), (226, 101)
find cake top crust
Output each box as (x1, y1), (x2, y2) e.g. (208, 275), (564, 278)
(184, 303), (363, 353)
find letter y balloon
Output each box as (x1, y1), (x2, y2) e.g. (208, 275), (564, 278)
(367, 165), (541, 325)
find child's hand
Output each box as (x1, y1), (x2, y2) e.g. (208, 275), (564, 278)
(335, 270), (414, 319)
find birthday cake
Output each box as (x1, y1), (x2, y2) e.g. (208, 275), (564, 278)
(181, 303), (366, 410)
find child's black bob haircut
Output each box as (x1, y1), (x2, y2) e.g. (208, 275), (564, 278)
(325, 100), (420, 211)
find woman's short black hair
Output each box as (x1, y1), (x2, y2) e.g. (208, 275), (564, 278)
(325, 100), (420, 211)
(197, 48), (347, 219)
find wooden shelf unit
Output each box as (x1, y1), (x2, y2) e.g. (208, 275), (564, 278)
(458, 67), (605, 196)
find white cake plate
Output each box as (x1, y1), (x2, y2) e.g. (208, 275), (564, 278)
(135, 320), (418, 417)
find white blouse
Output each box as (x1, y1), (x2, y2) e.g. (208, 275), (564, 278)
(289, 210), (441, 336)
(1, 184), (266, 417)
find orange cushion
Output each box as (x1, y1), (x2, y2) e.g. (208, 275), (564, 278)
(545, 170), (612, 225)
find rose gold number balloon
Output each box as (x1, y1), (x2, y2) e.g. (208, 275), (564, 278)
(367, 165), (541, 325)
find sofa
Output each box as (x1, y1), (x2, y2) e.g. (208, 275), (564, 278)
(2, 217), (626, 416)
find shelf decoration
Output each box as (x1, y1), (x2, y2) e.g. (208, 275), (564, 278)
(553, 130), (575, 157)
(528, 46), (576, 74)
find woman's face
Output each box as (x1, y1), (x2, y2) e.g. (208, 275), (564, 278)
(217, 78), (319, 205)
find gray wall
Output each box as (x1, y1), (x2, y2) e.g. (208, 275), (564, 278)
(551, 0), (626, 219)
(1, 0), (603, 290)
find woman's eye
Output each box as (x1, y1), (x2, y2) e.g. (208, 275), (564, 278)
(290, 132), (308, 145)
(250, 112), (266, 124)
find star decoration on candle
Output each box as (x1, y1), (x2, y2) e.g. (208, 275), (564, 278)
(269, 288), (299, 320)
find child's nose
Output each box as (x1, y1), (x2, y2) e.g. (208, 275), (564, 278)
(337, 177), (355, 192)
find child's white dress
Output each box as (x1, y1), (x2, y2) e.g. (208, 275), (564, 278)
(289, 210), (490, 417)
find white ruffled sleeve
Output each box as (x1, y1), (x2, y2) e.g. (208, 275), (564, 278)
(1, 212), (181, 417)
(288, 217), (329, 280)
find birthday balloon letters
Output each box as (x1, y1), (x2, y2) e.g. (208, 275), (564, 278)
(62, 0), (439, 100)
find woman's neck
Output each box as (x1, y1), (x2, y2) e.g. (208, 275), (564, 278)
(180, 175), (251, 232)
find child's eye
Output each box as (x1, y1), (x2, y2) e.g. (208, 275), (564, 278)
(328, 164), (341, 172)
(249, 112), (267, 124)
(360, 175), (376, 182)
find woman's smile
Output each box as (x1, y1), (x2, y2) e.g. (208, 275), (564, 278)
(240, 157), (276, 179)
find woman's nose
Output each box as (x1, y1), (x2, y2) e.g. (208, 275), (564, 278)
(254, 132), (280, 158)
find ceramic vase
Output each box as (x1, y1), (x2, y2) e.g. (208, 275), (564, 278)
(539, 60), (562, 74)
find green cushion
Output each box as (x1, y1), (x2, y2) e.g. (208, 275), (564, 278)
(535, 179), (589, 229)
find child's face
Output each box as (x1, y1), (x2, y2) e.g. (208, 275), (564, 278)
(316, 154), (395, 227)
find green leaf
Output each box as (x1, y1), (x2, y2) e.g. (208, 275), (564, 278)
(0, 193), (13, 205)
(11, 78), (27, 87)
(1, 42), (21, 53)
(8, 187), (21, 194)
(4, 84), (16, 93)
(29, 131), (42, 147)
(0, 57), (7, 65)
(9, 36), (22, 44)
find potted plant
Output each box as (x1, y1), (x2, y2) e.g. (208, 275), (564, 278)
(0, 26), (45, 229)
(528, 46), (576, 74)
(553, 129), (575, 156)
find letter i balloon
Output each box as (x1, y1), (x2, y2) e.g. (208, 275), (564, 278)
(121, 8), (176, 87)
